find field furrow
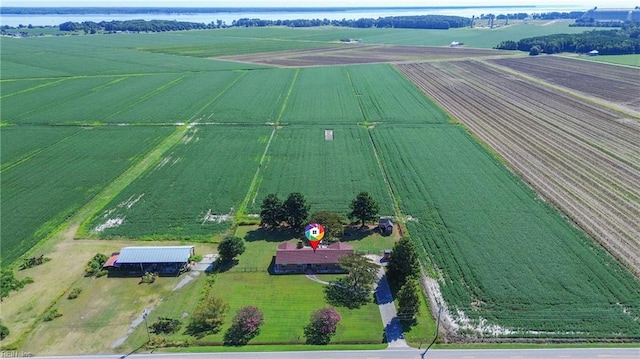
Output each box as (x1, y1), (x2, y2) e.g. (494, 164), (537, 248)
(397, 61), (640, 275)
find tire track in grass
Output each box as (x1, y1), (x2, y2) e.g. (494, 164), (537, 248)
(0, 77), (72, 99)
(187, 70), (247, 122)
(235, 68), (300, 224)
(104, 75), (187, 121)
(0, 127), (84, 174)
(344, 67), (399, 219)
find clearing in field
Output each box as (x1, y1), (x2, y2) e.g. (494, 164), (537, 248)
(221, 44), (508, 67)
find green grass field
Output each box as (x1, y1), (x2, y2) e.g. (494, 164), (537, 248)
(84, 126), (273, 239)
(584, 54), (640, 67)
(372, 124), (640, 338)
(0, 126), (172, 265)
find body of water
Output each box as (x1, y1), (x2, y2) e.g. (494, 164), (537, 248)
(0, 6), (588, 27)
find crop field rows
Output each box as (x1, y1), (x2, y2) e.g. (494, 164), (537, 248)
(396, 60), (640, 277)
(370, 125), (640, 337)
(489, 56), (640, 112)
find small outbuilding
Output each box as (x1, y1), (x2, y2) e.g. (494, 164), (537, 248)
(103, 246), (194, 276)
(379, 217), (394, 236)
(588, 50), (599, 56)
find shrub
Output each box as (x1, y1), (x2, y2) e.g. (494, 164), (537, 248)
(43, 308), (63, 322)
(19, 255), (51, 270)
(67, 287), (82, 299)
(151, 317), (181, 334)
(84, 253), (108, 277)
(0, 321), (9, 340)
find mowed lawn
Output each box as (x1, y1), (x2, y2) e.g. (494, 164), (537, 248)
(122, 226), (390, 350)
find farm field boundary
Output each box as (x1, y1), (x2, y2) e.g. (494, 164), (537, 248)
(396, 60), (640, 277)
(488, 56), (640, 114)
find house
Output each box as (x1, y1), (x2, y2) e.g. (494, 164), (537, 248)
(103, 246), (194, 276)
(588, 50), (599, 56)
(379, 217), (394, 236)
(274, 241), (353, 274)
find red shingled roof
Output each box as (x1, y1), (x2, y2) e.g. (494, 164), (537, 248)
(275, 241), (353, 265)
(102, 252), (119, 268)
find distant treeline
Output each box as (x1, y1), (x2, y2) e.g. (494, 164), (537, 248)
(233, 15), (471, 29)
(495, 22), (640, 55)
(58, 15), (471, 33)
(0, 6), (532, 15)
(59, 20), (210, 33)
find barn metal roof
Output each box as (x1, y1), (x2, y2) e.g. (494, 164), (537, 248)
(117, 246), (194, 264)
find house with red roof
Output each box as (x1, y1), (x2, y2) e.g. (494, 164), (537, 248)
(274, 241), (353, 274)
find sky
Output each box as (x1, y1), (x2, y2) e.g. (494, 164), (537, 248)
(1, 0), (638, 8)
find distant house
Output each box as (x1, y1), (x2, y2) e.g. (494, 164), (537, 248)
(379, 217), (394, 236)
(274, 241), (353, 274)
(588, 50), (600, 56)
(103, 246), (194, 277)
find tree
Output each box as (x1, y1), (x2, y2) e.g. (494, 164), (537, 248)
(282, 192), (310, 230)
(217, 236), (246, 263)
(260, 193), (284, 228)
(348, 192), (379, 227)
(338, 252), (379, 293)
(304, 307), (341, 345)
(396, 278), (421, 322)
(1, 269), (33, 301)
(309, 211), (344, 242)
(529, 45), (541, 55)
(186, 295), (229, 338)
(223, 306), (265, 346)
(386, 237), (420, 289)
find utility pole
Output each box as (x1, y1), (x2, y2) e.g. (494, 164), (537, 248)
(142, 310), (151, 343)
(421, 304), (442, 358)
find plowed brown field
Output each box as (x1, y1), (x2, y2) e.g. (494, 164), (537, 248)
(489, 56), (640, 112)
(397, 60), (640, 276)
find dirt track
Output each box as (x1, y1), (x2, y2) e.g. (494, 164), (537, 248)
(397, 60), (640, 276)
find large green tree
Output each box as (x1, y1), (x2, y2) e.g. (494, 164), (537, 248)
(338, 252), (379, 293)
(396, 278), (421, 322)
(186, 295), (229, 338)
(259, 193), (284, 228)
(386, 237), (420, 289)
(348, 192), (379, 227)
(218, 236), (246, 263)
(309, 211), (344, 242)
(282, 192), (310, 230)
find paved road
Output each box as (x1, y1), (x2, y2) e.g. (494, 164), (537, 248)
(24, 348), (640, 359)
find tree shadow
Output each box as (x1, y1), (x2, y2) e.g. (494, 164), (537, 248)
(324, 280), (371, 309)
(340, 225), (376, 242)
(244, 226), (302, 242)
(210, 259), (239, 273)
